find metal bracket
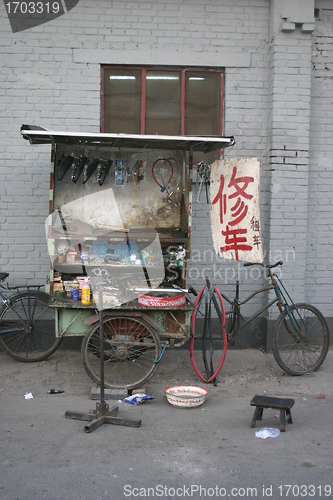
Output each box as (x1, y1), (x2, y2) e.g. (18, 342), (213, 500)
(65, 403), (141, 433)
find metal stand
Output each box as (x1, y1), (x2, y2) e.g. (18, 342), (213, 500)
(65, 290), (141, 432)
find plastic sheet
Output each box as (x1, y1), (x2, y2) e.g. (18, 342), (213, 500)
(255, 427), (280, 439)
(124, 393), (154, 405)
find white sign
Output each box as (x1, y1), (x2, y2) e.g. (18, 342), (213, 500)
(210, 158), (263, 263)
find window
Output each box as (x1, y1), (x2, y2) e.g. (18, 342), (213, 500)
(101, 66), (225, 137)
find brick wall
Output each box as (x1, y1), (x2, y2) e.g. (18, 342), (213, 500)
(307, 2), (333, 313)
(0, 0), (332, 322)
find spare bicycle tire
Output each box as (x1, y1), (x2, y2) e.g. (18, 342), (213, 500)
(138, 292), (186, 308)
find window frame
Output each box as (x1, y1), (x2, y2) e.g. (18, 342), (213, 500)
(101, 65), (225, 136)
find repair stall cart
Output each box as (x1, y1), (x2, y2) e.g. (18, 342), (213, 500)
(21, 126), (234, 390)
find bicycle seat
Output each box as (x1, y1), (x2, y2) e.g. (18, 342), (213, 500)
(0, 273), (9, 281)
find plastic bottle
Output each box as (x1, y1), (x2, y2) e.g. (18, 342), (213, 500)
(71, 278), (80, 301)
(81, 277), (91, 306)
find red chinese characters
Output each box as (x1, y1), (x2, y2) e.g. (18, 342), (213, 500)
(212, 166), (260, 260)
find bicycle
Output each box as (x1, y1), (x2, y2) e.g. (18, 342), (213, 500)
(0, 272), (62, 362)
(190, 261), (330, 382)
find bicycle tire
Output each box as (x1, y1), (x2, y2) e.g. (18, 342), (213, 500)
(273, 303), (330, 376)
(81, 316), (161, 390)
(0, 291), (62, 362)
(190, 284), (227, 383)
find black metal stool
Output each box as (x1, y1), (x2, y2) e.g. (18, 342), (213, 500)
(250, 395), (295, 432)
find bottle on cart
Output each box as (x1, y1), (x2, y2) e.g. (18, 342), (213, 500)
(81, 277), (91, 306)
(71, 278), (80, 301)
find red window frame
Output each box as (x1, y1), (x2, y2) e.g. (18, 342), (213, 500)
(101, 66), (225, 136)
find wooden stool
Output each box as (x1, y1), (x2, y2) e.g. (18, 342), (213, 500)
(250, 395), (295, 432)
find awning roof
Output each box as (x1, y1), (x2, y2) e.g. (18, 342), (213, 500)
(21, 125), (235, 153)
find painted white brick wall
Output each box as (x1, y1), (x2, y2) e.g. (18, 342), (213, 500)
(307, 4), (333, 311)
(0, 0), (332, 320)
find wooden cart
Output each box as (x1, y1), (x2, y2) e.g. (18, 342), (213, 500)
(21, 126), (233, 389)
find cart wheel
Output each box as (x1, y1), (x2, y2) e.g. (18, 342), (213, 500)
(81, 316), (162, 390)
(190, 283), (227, 384)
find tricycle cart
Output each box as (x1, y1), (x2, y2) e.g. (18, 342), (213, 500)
(21, 125), (234, 390)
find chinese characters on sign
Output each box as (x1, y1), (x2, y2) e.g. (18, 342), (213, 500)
(210, 158), (263, 263)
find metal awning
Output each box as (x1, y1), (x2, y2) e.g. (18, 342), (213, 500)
(20, 125), (235, 153)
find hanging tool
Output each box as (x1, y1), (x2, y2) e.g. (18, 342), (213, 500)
(196, 160), (211, 203)
(71, 156), (89, 183)
(57, 154), (76, 181)
(97, 159), (113, 186)
(128, 159), (144, 185)
(83, 158), (100, 184)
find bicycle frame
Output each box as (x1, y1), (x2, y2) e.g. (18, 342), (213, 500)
(191, 261), (330, 380)
(222, 285), (276, 334)
(0, 287), (10, 307)
(220, 267), (290, 343)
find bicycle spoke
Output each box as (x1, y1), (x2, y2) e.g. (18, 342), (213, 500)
(82, 317), (161, 390)
(273, 304), (329, 375)
(0, 291), (62, 362)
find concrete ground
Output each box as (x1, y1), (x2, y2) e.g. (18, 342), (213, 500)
(0, 346), (332, 500)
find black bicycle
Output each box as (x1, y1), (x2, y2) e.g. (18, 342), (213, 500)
(0, 273), (62, 362)
(191, 261), (330, 381)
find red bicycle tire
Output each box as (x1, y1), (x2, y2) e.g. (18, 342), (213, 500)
(190, 284), (227, 384)
(138, 292), (186, 307)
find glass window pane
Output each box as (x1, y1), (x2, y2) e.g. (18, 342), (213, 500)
(145, 71), (181, 135)
(185, 72), (220, 136)
(104, 69), (141, 134)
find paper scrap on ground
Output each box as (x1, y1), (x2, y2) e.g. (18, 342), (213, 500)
(255, 427), (280, 439)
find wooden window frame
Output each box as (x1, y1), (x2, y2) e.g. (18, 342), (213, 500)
(101, 65), (225, 136)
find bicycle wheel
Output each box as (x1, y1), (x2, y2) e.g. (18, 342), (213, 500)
(273, 303), (330, 376)
(81, 316), (162, 390)
(190, 284), (227, 383)
(0, 291), (62, 362)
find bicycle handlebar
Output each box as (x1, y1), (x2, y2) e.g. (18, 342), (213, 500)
(243, 260), (283, 269)
(268, 260), (283, 269)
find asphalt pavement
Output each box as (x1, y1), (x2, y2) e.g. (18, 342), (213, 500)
(0, 346), (332, 500)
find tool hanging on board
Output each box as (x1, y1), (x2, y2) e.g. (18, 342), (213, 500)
(57, 154), (76, 181)
(71, 156), (89, 183)
(97, 159), (113, 186)
(127, 159), (144, 185)
(82, 158), (100, 184)
(115, 159), (125, 186)
(196, 160), (211, 203)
